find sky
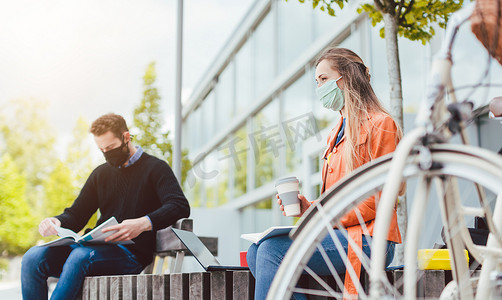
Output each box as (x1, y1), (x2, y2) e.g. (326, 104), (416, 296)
(0, 0), (255, 157)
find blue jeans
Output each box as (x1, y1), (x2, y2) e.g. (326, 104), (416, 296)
(246, 231), (395, 300)
(21, 244), (144, 300)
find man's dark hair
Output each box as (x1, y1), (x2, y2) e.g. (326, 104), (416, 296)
(90, 113), (129, 138)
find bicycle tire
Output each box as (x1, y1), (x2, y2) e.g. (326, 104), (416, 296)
(267, 143), (502, 300)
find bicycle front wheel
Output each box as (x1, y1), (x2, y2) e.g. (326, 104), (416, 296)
(267, 143), (502, 300)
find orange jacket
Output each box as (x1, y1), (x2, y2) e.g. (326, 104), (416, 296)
(320, 112), (401, 298)
(321, 112), (401, 243)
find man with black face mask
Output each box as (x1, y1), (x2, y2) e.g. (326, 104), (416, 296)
(21, 113), (190, 300)
(102, 135), (131, 167)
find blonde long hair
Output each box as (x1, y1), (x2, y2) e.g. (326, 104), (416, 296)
(316, 47), (403, 172)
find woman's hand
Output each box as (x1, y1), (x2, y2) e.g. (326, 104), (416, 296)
(276, 193), (312, 217)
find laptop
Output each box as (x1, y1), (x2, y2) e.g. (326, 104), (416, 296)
(171, 228), (249, 271)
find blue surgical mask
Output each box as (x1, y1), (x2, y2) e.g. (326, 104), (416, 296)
(316, 76), (344, 111)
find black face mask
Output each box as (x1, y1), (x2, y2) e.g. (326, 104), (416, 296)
(103, 137), (130, 167)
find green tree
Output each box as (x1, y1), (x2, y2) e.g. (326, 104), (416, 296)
(42, 117), (97, 233)
(133, 62), (191, 183)
(43, 160), (75, 218)
(66, 117), (97, 230)
(0, 99), (57, 210)
(0, 154), (36, 254)
(66, 117), (93, 188)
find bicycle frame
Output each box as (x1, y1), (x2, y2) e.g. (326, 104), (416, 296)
(370, 3), (502, 299)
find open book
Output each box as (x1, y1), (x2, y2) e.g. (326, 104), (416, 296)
(41, 216), (134, 247)
(240, 226), (296, 245)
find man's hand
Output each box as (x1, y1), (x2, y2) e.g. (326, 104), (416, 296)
(39, 217), (61, 237)
(102, 217), (152, 243)
(276, 194), (311, 217)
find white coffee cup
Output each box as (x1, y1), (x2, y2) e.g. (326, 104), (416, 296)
(275, 177), (300, 216)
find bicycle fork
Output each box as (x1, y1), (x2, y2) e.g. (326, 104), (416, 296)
(436, 176), (474, 300)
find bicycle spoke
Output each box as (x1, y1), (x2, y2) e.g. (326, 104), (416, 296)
(316, 241), (345, 290)
(292, 287), (343, 298)
(317, 204), (367, 296)
(303, 265), (339, 297)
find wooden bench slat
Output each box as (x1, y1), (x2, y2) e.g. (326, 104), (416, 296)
(90, 277), (99, 300)
(232, 271), (254, 300)
(210, 271), (233, 300)
(110, 276), (122, 300)
(170, 273), (189, 299)
(98, 277), (109, 300)
(393, 269), (404, 296)
(81, 277), (90, 300)
(189, 272), (210, 300)
(122, 275), (137, 300)
(152, 274), (170, 300)
(137, 274), (153, 300)
(418, 269), (446, 298)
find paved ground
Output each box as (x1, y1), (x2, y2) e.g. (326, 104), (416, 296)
(0, 281), (22, 300)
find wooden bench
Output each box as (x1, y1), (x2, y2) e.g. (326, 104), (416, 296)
(75, 219), (450, 299)
(79, 269), (450, 299)
(79, 270), (255, 300)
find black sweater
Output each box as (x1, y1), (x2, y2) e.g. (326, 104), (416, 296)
(55, 152), (190, 267)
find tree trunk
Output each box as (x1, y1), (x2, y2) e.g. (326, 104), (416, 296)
(383, 12), (407, 265)
(383, 13), (404, 128)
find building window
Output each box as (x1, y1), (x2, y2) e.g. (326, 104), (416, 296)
(399, 36), (429, 113)
(215, 61), (235, 133)
(282, 72), (316, 173)
(277, 0), (312, 74)
(251, 98), (279, 188)
(188, 176), (202, 208)
(368, 23), (393, 111)
(190, 106), (202, 155)
(253, 11), (274, 97)
(337, 22), (362, 55)
(200, 90), (216, 147)
(311, 153), (321, 175)
(235, 41), (253, 116)
(203, 152), (218, 208)
(218, 126), (248, 199)
(313, 4), (338, 40)
(240, 197), (274, 238)
(217, 158), (230, 205)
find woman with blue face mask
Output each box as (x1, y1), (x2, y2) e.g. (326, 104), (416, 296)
(246, 47), (403, 300)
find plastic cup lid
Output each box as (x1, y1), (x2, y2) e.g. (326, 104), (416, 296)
(275, 176), (299, 187)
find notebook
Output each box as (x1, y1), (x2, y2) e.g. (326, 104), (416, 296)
(171, 228), (249, 271)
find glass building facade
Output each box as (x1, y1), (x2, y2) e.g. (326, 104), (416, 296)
(181, 0), (502, 257)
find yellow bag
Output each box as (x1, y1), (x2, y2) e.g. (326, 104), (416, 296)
(417, 249), (469, 270)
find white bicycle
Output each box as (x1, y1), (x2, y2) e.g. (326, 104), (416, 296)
(267, 2), (502, 299)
